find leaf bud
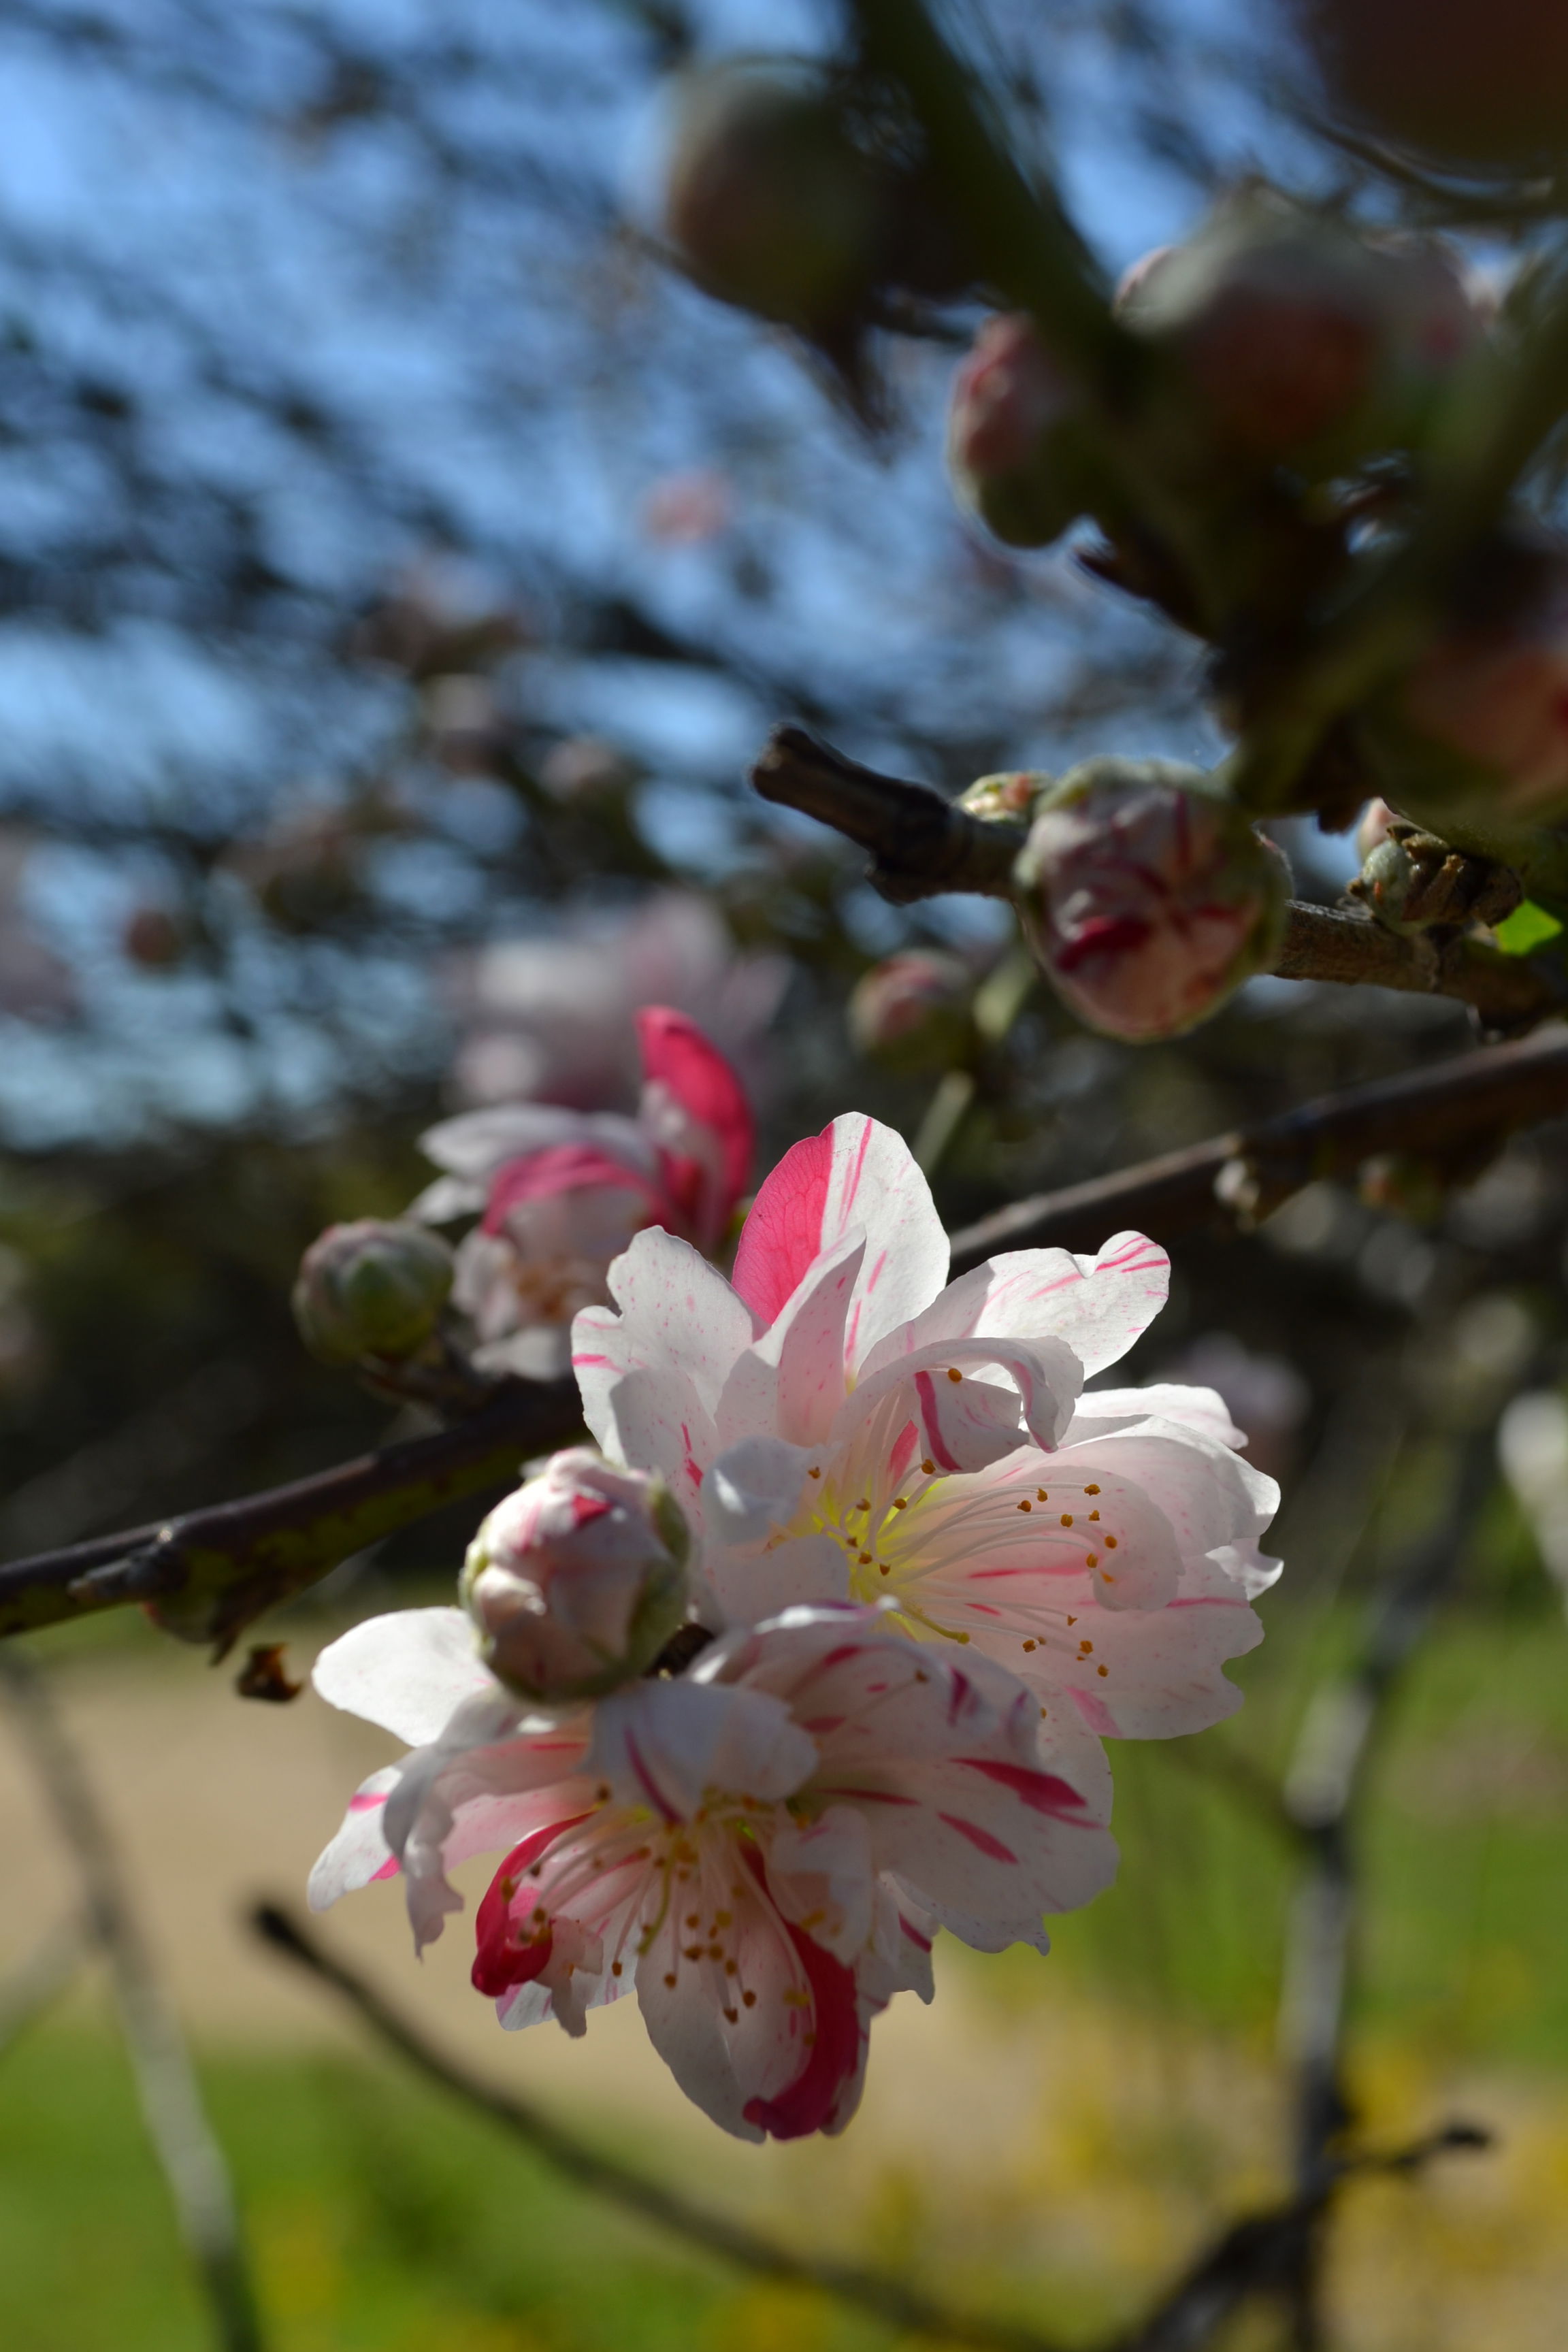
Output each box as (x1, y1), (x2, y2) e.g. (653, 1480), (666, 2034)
(958, 769), (1049, 827)
(1015, 757), (1291, 1042)
(292, 1219), (455, 1368)
(460, 1449), (690, 1703)
(946, 313), (1095, 549)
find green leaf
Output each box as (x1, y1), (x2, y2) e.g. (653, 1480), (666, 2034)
(1493, 900), (1565, 956)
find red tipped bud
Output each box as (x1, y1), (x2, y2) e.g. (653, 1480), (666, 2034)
(292, 1219), (455, 1367)
(946, 314), (1094, 549)
(460, 1448), (690, 1702)
(1015, 758), (1291, 1041)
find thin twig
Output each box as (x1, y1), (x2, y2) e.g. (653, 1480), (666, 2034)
(947, 1024), (1568, 1269)
(1, 1650), (263, 2351)
(0, 1373), (583, 1646)
(751, 725), (1567, 1032)
(249, 1900), (1070, 2352)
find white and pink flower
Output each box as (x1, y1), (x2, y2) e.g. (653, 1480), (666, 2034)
(415, 1006), (754, 1377)
(573, 1113), (1280, 1752)
(309, 1599), (1114, 2141)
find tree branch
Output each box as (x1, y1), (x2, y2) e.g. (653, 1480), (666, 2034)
(751, 725), (1567, 1032)
(0, 1375), (583, 1647)
(2, 1650), (264, 2350)
(947, 1024), (1568, 1269)
(2, 1034), (1563, 1644)
(250, 1901), (1069, 2352)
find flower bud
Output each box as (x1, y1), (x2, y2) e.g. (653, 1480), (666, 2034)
(1354, 798), (1398, 864)
(292, 1220), (455, 1367)
(664, 65), (887, 337)
(959, 769), (1047, 827)
(848, 951), (972, 1066)
(1291, 0), (1568, 166)
(1015, 758), (1291, 1042)
(460, 1450), (690, 1702)
(1117, 195), (1484, 474)
(1390, 555), (1568, 822)
(946, 314), (1095, 549)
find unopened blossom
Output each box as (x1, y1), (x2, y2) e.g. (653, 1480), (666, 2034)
(415, 1006), (754, 1378)
(959, 770), (1045, 828)
(1117, 193), (1485, 473)
(848, 951), (972, 1065)
(574, 1113), (1281, 1755)
(947, 312), (1094, 550)
(1015, 758), (1290, 1043)
(292, 1219), (455, 1368)
(310, 1599), (1114, 2140)
(664, 64), (886, 336)
(461, 1450), (690, 1702)
(1396, 556), (1568, 821)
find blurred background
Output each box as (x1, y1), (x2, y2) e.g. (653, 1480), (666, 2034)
(1, 2), (1567, 2347)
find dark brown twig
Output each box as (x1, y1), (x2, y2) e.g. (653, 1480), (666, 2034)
(750, 725), (1567, 1032)
(0, 1374), (583, 1646)
(249, 1901), (1068, 2352)
(947, 1024), (1568, 1269)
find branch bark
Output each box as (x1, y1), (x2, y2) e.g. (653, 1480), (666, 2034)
(751, 724), (1567, 1032)
(2, 1034), (1563, 1643)
(947, 1023), (1568, 1269)
(0, 1375), (583, 1646)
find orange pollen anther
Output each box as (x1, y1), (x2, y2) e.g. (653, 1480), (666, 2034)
(947, 1367), (962, 1383)
(1017, 1499), (1032, 1513)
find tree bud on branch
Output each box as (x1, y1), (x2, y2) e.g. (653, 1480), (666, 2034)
(459, 1449), (690, 1703)
(663, 65), (887, 340)
(847, 950), (973, 1066)
(1015, 758), (1291, 1042)
(946, 313), (1094, 549)
(292, 1220), (455, 1368)
(1117, 194), (1484, 476)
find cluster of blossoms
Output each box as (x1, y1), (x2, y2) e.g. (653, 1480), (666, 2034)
(311, 1113), (1281, 2142)
(410, 1004), (754, 1378)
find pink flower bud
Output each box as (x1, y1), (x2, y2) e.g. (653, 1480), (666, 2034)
(946, 314), (1093, 549)
(460, 1449), (690, 1701)
(664, 66), (885, 336)
(1016, 759), (1291, 1042)
(1292, 0), (1568, 165)
(1117, 197), (1484, 472)
(848, 951), (972, 1064)
(293, 1220), (455, 1367)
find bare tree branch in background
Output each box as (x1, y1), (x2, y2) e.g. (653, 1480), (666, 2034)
(0, 1649), (263, 2352)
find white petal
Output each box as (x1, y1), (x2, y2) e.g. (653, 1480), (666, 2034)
(836, 1333), (1081, 1470)
(704, 1531), (849, 1625)
(731, 1115), (948, 1369)
(311, 1607), (492, 1745)
(590, 1679), (816, 1818)
(864, 1231), (1170, 1384)
(572, 1226), (755, 1448)
(1067, 1382), (1245, 1450)
(307, 1766), (401, 1910)
(715, 1231), (864, 1451)
(706, 1435), (813, 1546)
(421, 1105), (654, 1181)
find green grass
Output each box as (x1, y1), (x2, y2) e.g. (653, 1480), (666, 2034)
(0, 2025), (896, 2352)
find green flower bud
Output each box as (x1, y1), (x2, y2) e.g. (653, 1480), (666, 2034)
(292, 1219), (455, 1367)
